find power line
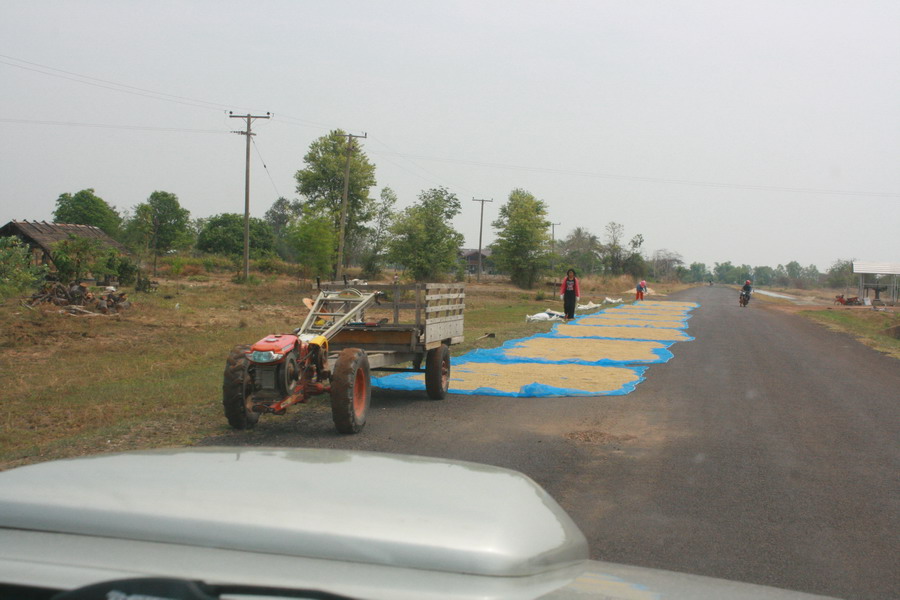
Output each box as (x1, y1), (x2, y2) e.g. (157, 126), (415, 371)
(0, 53), (252, 113)
(266, 111), (338, 132)
(4, 54), (895, 200)
(0, 118), (227, 134)
(368, 135), (470, 195)
(251, 137), (282, 198)
(369, 150), (900, 199)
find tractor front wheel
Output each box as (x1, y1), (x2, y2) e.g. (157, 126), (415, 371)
(330, 348), (371, 434)
(223, 344), (259, 430)
(425, 343), (450, 400)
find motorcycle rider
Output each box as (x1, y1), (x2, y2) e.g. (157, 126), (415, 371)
(741, 280), (752, 304)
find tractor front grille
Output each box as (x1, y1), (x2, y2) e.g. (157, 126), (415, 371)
(257, 366), (278, 391)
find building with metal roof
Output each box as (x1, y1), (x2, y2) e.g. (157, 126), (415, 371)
(852, 261), (899, 305)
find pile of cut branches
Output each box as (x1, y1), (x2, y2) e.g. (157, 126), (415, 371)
(25, 282), (130, 315)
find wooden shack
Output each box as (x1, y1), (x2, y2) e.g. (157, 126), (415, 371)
(0, 220), (129, 268)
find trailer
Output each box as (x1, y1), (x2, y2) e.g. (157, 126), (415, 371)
(223, 283), (465, 434)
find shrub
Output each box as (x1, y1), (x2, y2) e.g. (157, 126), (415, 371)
(253, 257), (295, 276)
(169, 257), (186, 277)
(0, 237), (48, 299)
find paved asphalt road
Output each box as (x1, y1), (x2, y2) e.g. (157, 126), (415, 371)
(208, 285), (899, 599)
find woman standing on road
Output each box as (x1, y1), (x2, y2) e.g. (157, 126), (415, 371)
(559, 269), (580, 322)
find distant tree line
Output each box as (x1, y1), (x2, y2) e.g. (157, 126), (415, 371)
(9, 129), (854, 295)
(674, 259), (854, 289)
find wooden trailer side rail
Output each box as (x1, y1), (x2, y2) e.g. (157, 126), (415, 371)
(319, 282), (465, 353)
(424, 283), (465, 348)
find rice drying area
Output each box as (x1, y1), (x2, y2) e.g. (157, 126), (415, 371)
(374, 300), (699, 397)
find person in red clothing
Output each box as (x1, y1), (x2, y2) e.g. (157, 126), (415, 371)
(635, 279), (646, 301)
(559, 269), (580, 321)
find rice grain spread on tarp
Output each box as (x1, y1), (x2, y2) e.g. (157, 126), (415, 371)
(373, 300), (699, 397)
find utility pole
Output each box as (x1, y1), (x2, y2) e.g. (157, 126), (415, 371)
(336, 132), (367, 281)
(550, 222), (561, 247)
(229, 111), (271, 281)
(472, 197), (493, 281)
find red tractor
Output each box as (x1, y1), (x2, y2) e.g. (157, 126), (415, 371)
(223, 285), (464, 434)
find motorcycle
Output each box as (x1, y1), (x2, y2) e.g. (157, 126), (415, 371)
(739, 289), (751, 307)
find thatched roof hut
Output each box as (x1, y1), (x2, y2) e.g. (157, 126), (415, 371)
(0, 220), (129, 267)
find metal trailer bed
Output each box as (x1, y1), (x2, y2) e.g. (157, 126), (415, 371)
(319, 282), (465, 373)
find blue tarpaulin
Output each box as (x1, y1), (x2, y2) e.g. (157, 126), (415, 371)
(373, 301), (698, 397)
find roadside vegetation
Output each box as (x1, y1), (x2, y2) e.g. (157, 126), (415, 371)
(1, 273), (641, 470)
(800, 306), (900, 360)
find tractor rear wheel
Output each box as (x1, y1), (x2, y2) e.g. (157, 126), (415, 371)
(330, 348), (370, 434)
(425, 343), (450, 400)
(223, 344), (259, 430)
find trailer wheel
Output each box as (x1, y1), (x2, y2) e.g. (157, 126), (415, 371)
(331, 348), (370, 434)
(223, 344), (259, 430)
(425, 343), (451, 400)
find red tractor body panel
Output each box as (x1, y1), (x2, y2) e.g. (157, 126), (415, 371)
(250, 334), (299, 356)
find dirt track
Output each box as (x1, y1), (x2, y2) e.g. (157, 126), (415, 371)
(204, 285), (899, 599)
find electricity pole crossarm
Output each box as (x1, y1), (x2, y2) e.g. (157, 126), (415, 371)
(336, 132), (367, 281)
(229, 111), (271, 280)
(472, 197), (493, 281)
(550, 222), (561, 245)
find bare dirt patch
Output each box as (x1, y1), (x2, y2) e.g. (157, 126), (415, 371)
(565, 429), (638, 447)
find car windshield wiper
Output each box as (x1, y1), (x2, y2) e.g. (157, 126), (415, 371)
(52, 577), (358, 600)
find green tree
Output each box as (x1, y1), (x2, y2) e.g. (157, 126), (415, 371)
(53, 189), (121, 237)
(196, 213), (275, 259)
(714, 261), (739, 283)
(623, 234), (647, 278)
(650, 249), (683, 281)
(560, 227), (602, 275)
(752, 265), (776, 286)
(123, 191), (192, 274)
(51, 236), (117, 283)
(386, 187), (464, 281)
(490, 188), (551, 289)
(265, 196), (302, 238)
(688, 262), (711, 283)
(265, 196), (303, 261)
(825, 259), (855, 289)
(285, 216), (336, 277)
(601, 222), (626, 275)
(0, 237), (48, 298)
(192, 216), (208, 234)
(801, 264), (821, 288)
(785, 261), (803, 284)
(360, 187), (398, 278)
(773, 264), (790, 286)
(294, 130), (377, 270)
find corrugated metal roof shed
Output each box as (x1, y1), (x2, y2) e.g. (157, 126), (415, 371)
(852, 262), (900, 276)
(0, 220), (129, 260)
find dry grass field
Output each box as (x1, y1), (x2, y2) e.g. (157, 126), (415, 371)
(1, 273), (894, 470)
(0, 273), (644, 469)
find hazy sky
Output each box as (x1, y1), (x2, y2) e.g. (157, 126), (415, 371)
(2, 1), (898, 272)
